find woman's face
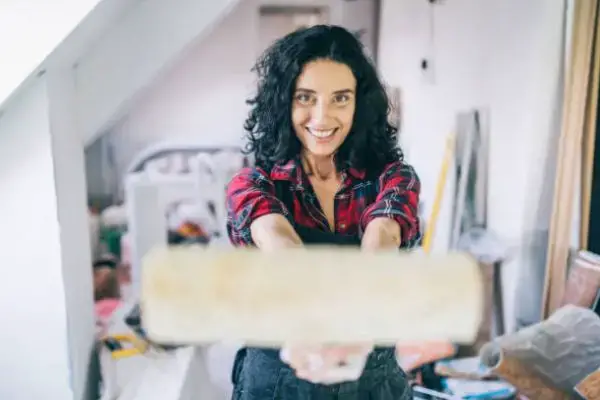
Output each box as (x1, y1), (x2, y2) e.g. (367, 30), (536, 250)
(292, 59), (356, 159)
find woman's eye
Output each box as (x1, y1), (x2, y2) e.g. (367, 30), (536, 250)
(334, 94), (349, 103)
(296, 93), (312, 103)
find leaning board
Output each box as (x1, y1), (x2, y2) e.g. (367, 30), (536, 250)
(141, 246), (483, 346)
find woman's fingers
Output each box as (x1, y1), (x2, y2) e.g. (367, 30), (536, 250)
(281, 343), (373, 384)
(395, 340), (456, 371)
(280, 344), (321, 371)
(320, 343), (373, 364)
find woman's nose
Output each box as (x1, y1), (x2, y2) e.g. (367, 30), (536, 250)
(311, 100), (330, 123)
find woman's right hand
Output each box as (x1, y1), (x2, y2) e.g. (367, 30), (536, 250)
(280, 344), (322, 378)
(280, 343), (372, 384)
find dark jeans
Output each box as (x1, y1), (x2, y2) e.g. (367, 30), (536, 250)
(232, 347), (412, 400)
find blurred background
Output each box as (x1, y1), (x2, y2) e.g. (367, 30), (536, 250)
(2, 0), (598, 399)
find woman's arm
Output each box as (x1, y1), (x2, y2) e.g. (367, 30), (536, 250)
(360, 161), (425, 370)
(250, 214), (302, 250)
(361, 217), (402, 251)
(226, 167), (302, 250)
(360, 161), (421, 250)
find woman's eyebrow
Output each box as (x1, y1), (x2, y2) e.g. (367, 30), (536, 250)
(295, 88), (316, 93)
(333, 89), (355, 95)
(295, 88), (355, 94)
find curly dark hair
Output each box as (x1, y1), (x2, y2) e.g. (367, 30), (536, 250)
(244, 24), (402, 174)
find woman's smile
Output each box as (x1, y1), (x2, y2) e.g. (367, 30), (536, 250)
(305, 127), (338, 141)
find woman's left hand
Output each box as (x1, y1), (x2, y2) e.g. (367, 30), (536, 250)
(361, 218), (401, 251)
(281, 343), (373, 384)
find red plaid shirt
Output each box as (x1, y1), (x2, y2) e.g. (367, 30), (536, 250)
(226, 159), (421, 248)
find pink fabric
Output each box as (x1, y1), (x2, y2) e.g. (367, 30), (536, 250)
(95, 299), (121, 337)
(95, 298), (121, 319)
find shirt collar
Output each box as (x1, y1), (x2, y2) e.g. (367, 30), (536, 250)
(269, 159), (303, 185)
(269, 157), (366, 186)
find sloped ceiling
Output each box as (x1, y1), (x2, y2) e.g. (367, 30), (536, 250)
(0, 0), (138, 108)
(74, 0), (242, 145)
(0, 0), (241, 148)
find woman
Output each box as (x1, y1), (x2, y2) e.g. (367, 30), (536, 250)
(226, 24), (420, 399)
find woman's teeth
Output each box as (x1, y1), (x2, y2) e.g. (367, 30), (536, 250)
(308, 128), (336, 138)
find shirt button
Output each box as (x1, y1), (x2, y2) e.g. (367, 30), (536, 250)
(339, 223), (346, 229)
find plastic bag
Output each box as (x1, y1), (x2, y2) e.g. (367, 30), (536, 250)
(456, 227), (511, 264)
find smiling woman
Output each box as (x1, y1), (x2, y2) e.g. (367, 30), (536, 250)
(226, 25), (420, 399)
(291, 60), (357, 162)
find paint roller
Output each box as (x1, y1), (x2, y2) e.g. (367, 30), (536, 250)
(140, 246), (484, 347)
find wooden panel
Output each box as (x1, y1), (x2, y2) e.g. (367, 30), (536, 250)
(141, 247), (483, 346)
(542, 0), (599, 318)
(576, 368), (600, 399)
(581, 2), (600, 250)
(561, 250), (600, 308)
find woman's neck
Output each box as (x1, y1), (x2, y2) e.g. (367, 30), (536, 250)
(302, 153), (337, 181)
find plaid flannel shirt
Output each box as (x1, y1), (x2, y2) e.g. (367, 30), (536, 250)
(226, 158), (421, 248)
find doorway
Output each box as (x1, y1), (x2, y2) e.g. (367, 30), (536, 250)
(585, 91), (600, 253)
(257, 5), (329, 53)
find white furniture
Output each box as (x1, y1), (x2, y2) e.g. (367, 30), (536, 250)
(123, 142), (247, 289)
(113, 142), (246, 399)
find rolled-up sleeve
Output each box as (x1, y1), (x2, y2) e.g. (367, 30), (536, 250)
(360, 161), (421, 248)
(226, 167), (289, 246)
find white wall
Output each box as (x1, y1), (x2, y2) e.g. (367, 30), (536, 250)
(378, 0), (566, 330)
(105, 0), (258, 177)
(97, 0), (377, 192)
(0, 62), (94, 400)
(0, 77), (74, 399)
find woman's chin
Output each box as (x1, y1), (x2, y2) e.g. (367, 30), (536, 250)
(305, 142), (340, 158)
(307, 150), (337, 159)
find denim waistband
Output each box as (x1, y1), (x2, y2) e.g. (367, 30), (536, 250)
(245, 346), (396, 370)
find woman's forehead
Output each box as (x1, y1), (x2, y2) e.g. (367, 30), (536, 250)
(295, 59), (356, 93)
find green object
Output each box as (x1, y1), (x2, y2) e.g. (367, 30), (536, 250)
(100, 227), (124, 260)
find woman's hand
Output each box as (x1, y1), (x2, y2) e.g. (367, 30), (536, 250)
(361, 217), (401, 251)
(277, 219), (397, 383)
(395, 340), (456, 371)
(281, 343), (373, 384)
